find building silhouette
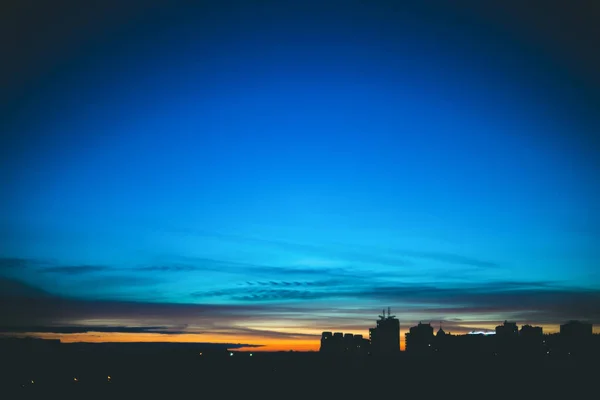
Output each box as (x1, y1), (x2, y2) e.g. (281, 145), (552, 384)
(560, 320), (593, 357)
(369, 307), (400, 354)
(520, 324), (543, 337)
(405, 322), (434, 355)
(495, 320), (519, 355)
(320, 331), (369, 354)
(560, 320), (592, 338)
(519, 324), (544, 356)
(321, 317), (596, 358)
(495, 321), (518, 337)
(432, 322), (456, 355)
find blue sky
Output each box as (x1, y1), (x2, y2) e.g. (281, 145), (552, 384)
(1, 1), (599, 347)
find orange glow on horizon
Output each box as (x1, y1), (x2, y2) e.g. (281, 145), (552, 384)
(9, 332), (320, 352)
(4, 323), (596, 352)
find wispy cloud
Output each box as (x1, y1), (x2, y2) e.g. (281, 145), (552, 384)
(0, 277), (52, 298)
(0, 257), (52, 271)
(208, 326), (319, 339)
(40, 265), (111, 275)
(195, 288), (337, 302)
(0, 257), (31, 270)
(137, 264), (202, 272)
(161, 256), (375, 279)
(162, 228), (499, 269)
(2, 273), (598, 345)
(189, 278), (600, 322)
(390, 250), (499, 268)
(0, 325), (189, 335)
(163, 229), (413, 268)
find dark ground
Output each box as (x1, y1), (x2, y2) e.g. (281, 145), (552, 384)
(1, 347), (598, 399)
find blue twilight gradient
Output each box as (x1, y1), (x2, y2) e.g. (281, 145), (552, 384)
(1, 1), (599, 337)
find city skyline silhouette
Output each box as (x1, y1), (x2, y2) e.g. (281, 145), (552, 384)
(1, 1), (599, 395)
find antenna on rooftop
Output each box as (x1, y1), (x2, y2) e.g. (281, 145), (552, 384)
(387, 307), (395, 319)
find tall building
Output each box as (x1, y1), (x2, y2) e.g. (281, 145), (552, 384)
(495, 321), (518, 337)
(369, 307), (400, 354)
(560, 320), (592, 339)
(520, 325), (543, 338)
(320, 332), (333, 353)
(343, 333), (354, 352)
(495, 321), (519, 355)
(332, 332), (344, 352)
(405, 322), (434, 354)
(560, 320), (593, 357)
(519, 325), (544, 355)
(320, 331), (369, 354)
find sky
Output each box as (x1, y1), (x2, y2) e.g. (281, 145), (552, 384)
(1, 0), (599, 351)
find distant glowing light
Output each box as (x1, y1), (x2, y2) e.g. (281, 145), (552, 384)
(230, 352), (234, 356)
(249, 353), (253, 356)
(74, 377), (78, 382)
(468, 331), (495, 335)
(31, 380), (34, 384)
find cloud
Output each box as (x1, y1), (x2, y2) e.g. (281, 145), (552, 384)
(0, 257), (51, 271)
(158, 256), (361, 278)
(2, 276), (598, 343)
(392, 250), (499, 268)
(356, 283), (600, 322)
(244, 280), (345, 287)
(0, 277), (300, 327)
(191, 277), (366, 302)
(163, 228), (499, 269)
(164, 230), (412, 269)
(0, 257), (30, 270)
(209, 326), (319, 339)
(0, 325), (189, 334)
(82, 275), (161, 287)
(39, 265), (111, 275)
(190, 278), (600, 323)
(0, 257), (114, 276)
(137, 264), (202, 272)
(0, 277), (52, 298)
(232, 290), (332, 302)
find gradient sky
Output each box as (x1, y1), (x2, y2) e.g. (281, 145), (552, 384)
(1, 0), (599, 351)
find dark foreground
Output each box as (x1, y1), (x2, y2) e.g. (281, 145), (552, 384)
(1, 349), (598, 399)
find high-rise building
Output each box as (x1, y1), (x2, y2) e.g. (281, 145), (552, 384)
(495, 321), (519, 356)
(405, 322), (434, 354)
(519, 324), (544, 355)
(320, 332), (333, 353)
(496, 321), (518, 337)
(560, 320), (592, 339)
(559, 320), (593, 357)
(369, 307), (400, 354)
(520, 325), (543, 337)
(320, 331), (369, 354)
